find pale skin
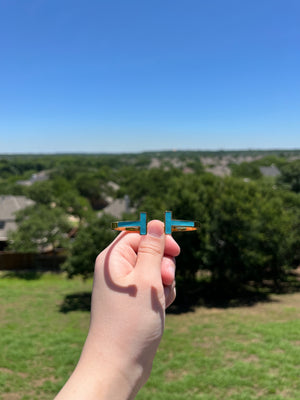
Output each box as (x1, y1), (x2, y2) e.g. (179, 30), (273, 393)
(55, 220), (180, 400)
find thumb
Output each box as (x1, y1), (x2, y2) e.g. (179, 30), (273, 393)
(135, 220), (165, 279)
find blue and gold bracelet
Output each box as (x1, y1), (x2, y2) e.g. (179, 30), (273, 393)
(112, 211), (200, 235)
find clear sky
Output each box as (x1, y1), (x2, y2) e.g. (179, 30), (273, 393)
(0, 0), (299, 153)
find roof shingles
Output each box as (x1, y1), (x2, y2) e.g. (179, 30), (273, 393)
(0, 195), (34, 241)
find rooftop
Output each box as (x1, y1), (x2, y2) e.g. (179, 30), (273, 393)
(0, 195), (34, 241)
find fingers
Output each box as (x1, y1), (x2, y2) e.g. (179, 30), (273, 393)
(110, 229), (180, 258)
(98, 220), (178, 309)
(162, 256), (176, 308)
(161, 256), (176, 286)
(99, 220), (180, 286)
(135, 220), (165, 279)
(164, 281), (176, 308)
(165, 234), (180, 257)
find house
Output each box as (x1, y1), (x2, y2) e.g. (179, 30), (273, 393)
(98, 195), (136, 219)
(0, 195), (34, 250)
(259, 165), (281, 177)
(17, 170), (49, 186)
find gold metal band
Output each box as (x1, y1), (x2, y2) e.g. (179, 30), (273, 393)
(171, 224), (200, 232)
(111, 222), (141, 232)
(111, 220), (200, 233)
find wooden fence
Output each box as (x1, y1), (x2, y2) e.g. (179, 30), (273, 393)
(0, 250), (67, 271)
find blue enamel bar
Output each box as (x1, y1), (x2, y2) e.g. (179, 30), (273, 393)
(116, 212), (147, 235)
(164, 211), (197, 234)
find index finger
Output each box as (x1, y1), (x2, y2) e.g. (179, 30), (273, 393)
(106, 229), (180, 258)
(165, 235), (180, 257)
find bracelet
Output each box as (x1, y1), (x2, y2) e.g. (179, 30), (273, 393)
(112, 211), (200, 235)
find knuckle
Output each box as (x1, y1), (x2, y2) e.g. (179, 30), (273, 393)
(138, 239), (162, 258)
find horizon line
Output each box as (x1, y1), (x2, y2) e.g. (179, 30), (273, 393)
(1, 147), (300, 156)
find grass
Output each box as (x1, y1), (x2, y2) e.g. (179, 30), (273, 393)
(0, 273), (300, 400)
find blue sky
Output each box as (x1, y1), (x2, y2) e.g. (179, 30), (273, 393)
(0, 0), (299, 153)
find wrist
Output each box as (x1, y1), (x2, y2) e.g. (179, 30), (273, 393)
(76, 357), (142, 400)
(57, 333), (145, 400)
(86, 346), (144, 399)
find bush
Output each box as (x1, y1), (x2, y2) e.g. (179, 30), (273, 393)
(63, 215), (116, 279)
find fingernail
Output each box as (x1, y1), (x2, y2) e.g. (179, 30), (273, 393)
(148, 222), (164, 238)
(167, 263), (175, 277)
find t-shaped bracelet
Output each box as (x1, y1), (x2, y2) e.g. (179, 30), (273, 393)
(111, 211), (200, 235)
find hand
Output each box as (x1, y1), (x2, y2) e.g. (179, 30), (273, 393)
(55, 220), (180, 400)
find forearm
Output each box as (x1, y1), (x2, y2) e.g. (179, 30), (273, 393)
(55, 336), (143, 400)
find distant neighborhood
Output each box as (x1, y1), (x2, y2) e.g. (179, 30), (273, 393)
(0, 152), (294, 251)
(0, 150), (299, 272)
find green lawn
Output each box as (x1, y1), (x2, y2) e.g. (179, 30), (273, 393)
(0, 273), (299, 400)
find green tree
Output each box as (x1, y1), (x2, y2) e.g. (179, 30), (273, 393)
(139, 171), (300, 289)
(8, 205), (72, 253)
(117, 167), (182, 207)
(51, 176), (91, 219)
(27, 180), (54, 205)
(74, 172), (108, 210)
(277, 160), (300, 193)
(231, 162), (262, 179)
(63, 214), (116, 278)
(202, 178), (299, 286)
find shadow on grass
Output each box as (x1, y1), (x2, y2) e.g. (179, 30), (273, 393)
(168, 281), (272, 314)
(0, 270), (43, 280)
(59, 292), (91, 313)
(167, 272), (300, 314)
(58, 271), (300, 315)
